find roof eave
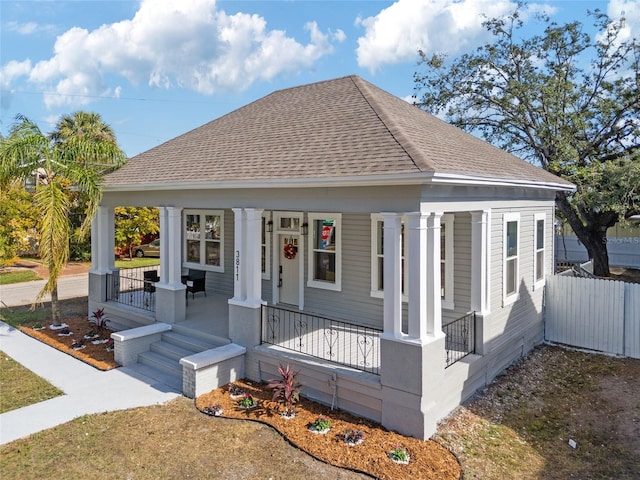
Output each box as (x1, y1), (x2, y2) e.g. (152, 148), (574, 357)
(103, 172), (575, 193)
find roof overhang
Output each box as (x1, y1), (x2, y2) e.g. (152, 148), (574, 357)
(103, 171), (575, 193)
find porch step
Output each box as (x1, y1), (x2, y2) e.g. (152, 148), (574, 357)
(138, 350), (183, 378)
(161, 331), (221, 352)
(127, 362), (183, 392)
(150, 340), (194, 361)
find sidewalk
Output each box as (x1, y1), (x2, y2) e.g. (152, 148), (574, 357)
(1, 273), (89, 308)
(0, 321), (181, 446)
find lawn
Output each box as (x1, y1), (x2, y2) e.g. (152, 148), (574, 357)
(1, 344), (638, 479)
(0, 270), (41, 285)
(0, 351), (63, 414)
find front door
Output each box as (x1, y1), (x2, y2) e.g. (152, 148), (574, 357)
(279, 234), (300, 306)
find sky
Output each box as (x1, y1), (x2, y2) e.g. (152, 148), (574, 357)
(1, 0), (638, 158)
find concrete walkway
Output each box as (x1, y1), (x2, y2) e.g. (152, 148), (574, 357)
(0, 321), (181, 445)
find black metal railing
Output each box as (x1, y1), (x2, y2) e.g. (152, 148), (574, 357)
(106, 266), (160, 312)
(444, 311), (476, 368)
(261, 305), (381, 375)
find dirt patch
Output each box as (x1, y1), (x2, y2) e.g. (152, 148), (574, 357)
(196, 380), (461, 480)
(609, 266), (640, 283)
(434, 346), (640, 479)
(19, 315), (118, 371)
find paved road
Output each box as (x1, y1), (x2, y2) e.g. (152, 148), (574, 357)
(0, 274), (88, 308)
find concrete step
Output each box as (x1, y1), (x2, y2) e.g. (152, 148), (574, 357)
(138, 350), (182, 378)
(171, 324), (230, 347)
(150, 340), (194, 361)
(161, 331), (219, 352)
(127, 362), (182, 392)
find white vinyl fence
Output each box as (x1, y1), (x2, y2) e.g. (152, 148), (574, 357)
(545, 275), (640, 359)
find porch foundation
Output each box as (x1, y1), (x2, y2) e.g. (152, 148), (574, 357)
(380, 334), (446, 439)
(88, 271), (108, 306)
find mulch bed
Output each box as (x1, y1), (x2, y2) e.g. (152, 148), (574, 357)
(196, 380), (462, 480)
(19, 316), (118, 371)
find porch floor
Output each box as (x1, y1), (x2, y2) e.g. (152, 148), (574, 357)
(178, 292), (230, 340)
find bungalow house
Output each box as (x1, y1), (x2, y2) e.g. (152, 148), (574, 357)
(90, 75), (574, 439)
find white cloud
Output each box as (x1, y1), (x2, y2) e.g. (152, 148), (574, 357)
(355, 0), (552, 72)
(605, 0), (640, 43)
(18, 0), (338, 107)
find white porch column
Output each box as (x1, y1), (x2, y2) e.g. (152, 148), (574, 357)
(164, 207), (183, 287)
(425, 212), (444, 337)
(158, 207), (168, 283)
(406, 212), (428, 341)
(381, 213), (403, 337)
(471, 210), (491, 315)
(231, 208), (247, 302)
(90, 206), (112, 274)
(245, 208), (264, 307)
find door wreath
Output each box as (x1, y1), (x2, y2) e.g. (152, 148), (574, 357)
(283, 243), (297, 259)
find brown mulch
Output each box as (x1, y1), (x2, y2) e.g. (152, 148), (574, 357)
(195, 380), (462, 480)
(19, 316), (118, 371)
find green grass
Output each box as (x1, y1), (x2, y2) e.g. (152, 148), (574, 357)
(115, 257), (160, 269)
(0, 270), (41, 285)
(0, 351), (63, 414)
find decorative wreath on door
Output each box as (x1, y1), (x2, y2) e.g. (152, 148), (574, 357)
(283, 243), (297, 260)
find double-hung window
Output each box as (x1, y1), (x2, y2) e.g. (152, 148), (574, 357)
(533, 213), (546, 288)
(307, 213), (341, 291)
(503, 213), (520, 304)
(370, 213), (454, 308)
(184, 210), (224, 272)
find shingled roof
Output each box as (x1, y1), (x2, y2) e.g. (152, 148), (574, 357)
(105, 75), (572, 189)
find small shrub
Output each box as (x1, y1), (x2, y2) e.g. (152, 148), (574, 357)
(311, 416), (331, 431)
(238, 394), (257, 408)
(266, 363), (301, 416)
(89, 308), (109, 332)
(389, 444), (409, 463)
(228, 383), (245, 397)
(343, 429), (365, 445)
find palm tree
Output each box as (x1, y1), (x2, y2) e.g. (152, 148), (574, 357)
(0, 113), (126, 324)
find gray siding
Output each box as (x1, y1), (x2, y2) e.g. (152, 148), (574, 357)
(443, 212), (472, 324)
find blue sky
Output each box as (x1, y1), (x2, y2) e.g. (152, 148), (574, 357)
(1, 0), (637, 158)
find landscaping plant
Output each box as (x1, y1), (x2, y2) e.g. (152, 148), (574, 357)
(266, 363), (301, 416)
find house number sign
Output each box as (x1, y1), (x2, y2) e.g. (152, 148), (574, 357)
(235, 250), (240, 280)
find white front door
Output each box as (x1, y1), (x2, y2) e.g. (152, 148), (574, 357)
(279, 234), (300, 306)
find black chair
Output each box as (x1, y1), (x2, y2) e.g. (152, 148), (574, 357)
(186, 269), (206, 300)
(143, 270), (159, 294)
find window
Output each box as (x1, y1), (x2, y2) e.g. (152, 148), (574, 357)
(261, 213), (271, 280)
(370, 215), (406, 298)
(441, 214), (454, 309)
(184, 210), (224, 272)
(534, 213), (546, 288)
(503, 213), (520, 304)
(370, 213), (454, 308)
(307, 213), (341, 291)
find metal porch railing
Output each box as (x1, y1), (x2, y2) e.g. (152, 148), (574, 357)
(106, 266), (160, 312)
(444, 311), (476, 368)
(261, 305), (381, 375)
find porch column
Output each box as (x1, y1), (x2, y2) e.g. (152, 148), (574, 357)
(381, 213), (403, 338)
(88, 205), (113, 305)
(406, 212), (428, 341)
(90, 206), (112, 274)
(231, 208), (247, 302)
(245, 208), (264, 307)
(425, 212), (444, 337)
(471, 210), (490, 315)
(155, 206), (186, 323)
(471, 209), (491, 355)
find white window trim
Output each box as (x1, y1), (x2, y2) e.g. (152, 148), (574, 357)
(370, 214), (408, 301)
(183, 209), (224, 273)
(261, 211), (271, 280)
(307, 212), (341, 292)
(533, 212), (546, 290)
(503, 212), (520, 306)
(441, 214), (455, 310)
(370, 213), (454, 309)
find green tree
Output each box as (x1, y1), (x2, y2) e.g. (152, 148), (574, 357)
(0, 113), (126, 324)
(414, 11), (640, 277)
(115, 206), (160, 259)
(0, 181), (40, 265)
